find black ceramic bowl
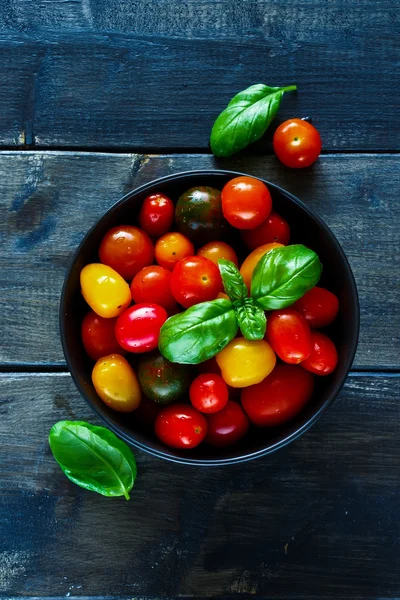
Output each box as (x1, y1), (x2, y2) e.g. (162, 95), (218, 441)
(60, 170), (359, 465)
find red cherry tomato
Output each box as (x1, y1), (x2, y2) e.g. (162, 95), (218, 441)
(115, 303), (168, 353)
(273, 119), (322, 168)
(130, 265), (176, 310)
(241, 364), (314, 427)
(266, 308), (313, 364)
(139, 193), (175, 237)
(170, 256), (223, 308)
(241, 211), (291, 250)
(81, 311), (123, 360)
(221, 176), (272, 230)
(301, 331), (338, 376)
(196, 357), (221, 375)
(293, 287), (339, 328)
(205, 401), (249, 447)
(155, 405), (208, 449)
(190, 373), (229, 414)
(99, 225), (154, 280)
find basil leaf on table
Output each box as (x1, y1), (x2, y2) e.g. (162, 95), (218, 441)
(218, 258), (248, 301)
(235, 298), (266, 341)
(158, 298), (238, 364)
(210, 83), (297, 157)
(49, 421), (137, 500)
(251, 244), (322, 310)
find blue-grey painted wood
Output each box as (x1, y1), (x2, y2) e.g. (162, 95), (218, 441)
(0, 0), (398, 150)
(0, 372), (399, 597)
(1, 152), (399, 369)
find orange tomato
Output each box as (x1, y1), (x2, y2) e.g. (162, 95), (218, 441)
(217, 292), (229, 300)
(197, 241), (238, 267)
(155, 232), (194, 270)
(92, 354), (141, 412)
(240, 243), (283, 289)
(80, 263), (131, 318)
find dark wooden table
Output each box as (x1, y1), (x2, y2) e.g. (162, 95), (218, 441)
(1, 1), (399, 598)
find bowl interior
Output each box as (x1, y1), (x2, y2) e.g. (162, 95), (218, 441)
(60, 170), (359, 465)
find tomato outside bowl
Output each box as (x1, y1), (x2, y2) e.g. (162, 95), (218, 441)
(60, 170), (359, 466)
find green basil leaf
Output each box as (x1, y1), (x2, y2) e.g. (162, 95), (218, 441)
(210, 83), (297, 157)
(251, 244), (322, 310)
(49, 421), (136, 500)
(158, 298), (238, 364)
(218, 258), (248, 301)
(235, 298), (266, 341)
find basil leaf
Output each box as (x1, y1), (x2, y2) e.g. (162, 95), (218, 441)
(251, 244), (322, 310)
(158, 298), (238, 364)
(210, 83), (297, 157)
(218, 259), (248, 301)
(235, 298), (266, 341)
(49, 421), (137, 500)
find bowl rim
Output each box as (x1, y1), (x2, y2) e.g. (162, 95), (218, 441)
(60, 169), (360, 466)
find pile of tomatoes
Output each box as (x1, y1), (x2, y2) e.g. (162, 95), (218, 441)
(80, 176), (339, 451)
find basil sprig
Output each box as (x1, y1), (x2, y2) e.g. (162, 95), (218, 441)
(251, 244), (322, 309)
(158, 298), (238, 364)
(210, 83), (297, 157)
(49, 421), (137, 500)
(158, 244), (322, 364)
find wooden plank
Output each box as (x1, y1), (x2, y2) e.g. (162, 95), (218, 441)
(0, 0), (398, 150)
(0, 372), (399, 598)
(1, 152), (399, 369)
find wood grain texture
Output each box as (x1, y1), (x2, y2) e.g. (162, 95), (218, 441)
(0, 372), (399, 598)
(0, 0), (398, 150)
(1, 151), (399, 369)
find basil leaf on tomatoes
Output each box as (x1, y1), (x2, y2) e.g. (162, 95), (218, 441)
(251, 244), (322, 310)
(210, 83), (297, 157)
(49, 421), (137, 500)
(158, 298), (238, 364)
(235, 298), (266, 341)
(218, 258), (248, 302)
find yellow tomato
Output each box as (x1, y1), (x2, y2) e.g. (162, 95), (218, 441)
(198, 241), (239, 267)
(92, 354), (141, 412)
(216, 337), (276, 388)
(240, 243), (283, 289)
(80, 263), (131, 318)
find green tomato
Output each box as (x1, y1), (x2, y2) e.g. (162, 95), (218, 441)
(175, 186), (225, 244)
(137, 351), (193, 404)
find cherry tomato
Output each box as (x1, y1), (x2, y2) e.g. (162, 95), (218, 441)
(301, 331), (338, 376)
(115, 303), (168, 353)
(205, 401), (249, 447)
(138, 193), (175, 237)
(155, 232), (194, 270)
(221, 176), (272, 230)
(155, 404), (207, 449)
(170, 256), (223, 308)
(273, 119), (322, 168)
(130, 265), (176, 310)
(293, 286), (339, 328)
(266, 308), (312, 364)
(99, 225), (154, 280)
(239, 242), (283, 289)
(80, 263), (131, 318)
(217, 292), (229, 300)
(241, 364), (314, 427)
(92, 354), (141, 412)
(197, 241), (238, 267)
(216, 337), (276, 388)
(241, 211), (290, 250)
(81, 311), (123, 360)
(190, 373), (229, 414)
